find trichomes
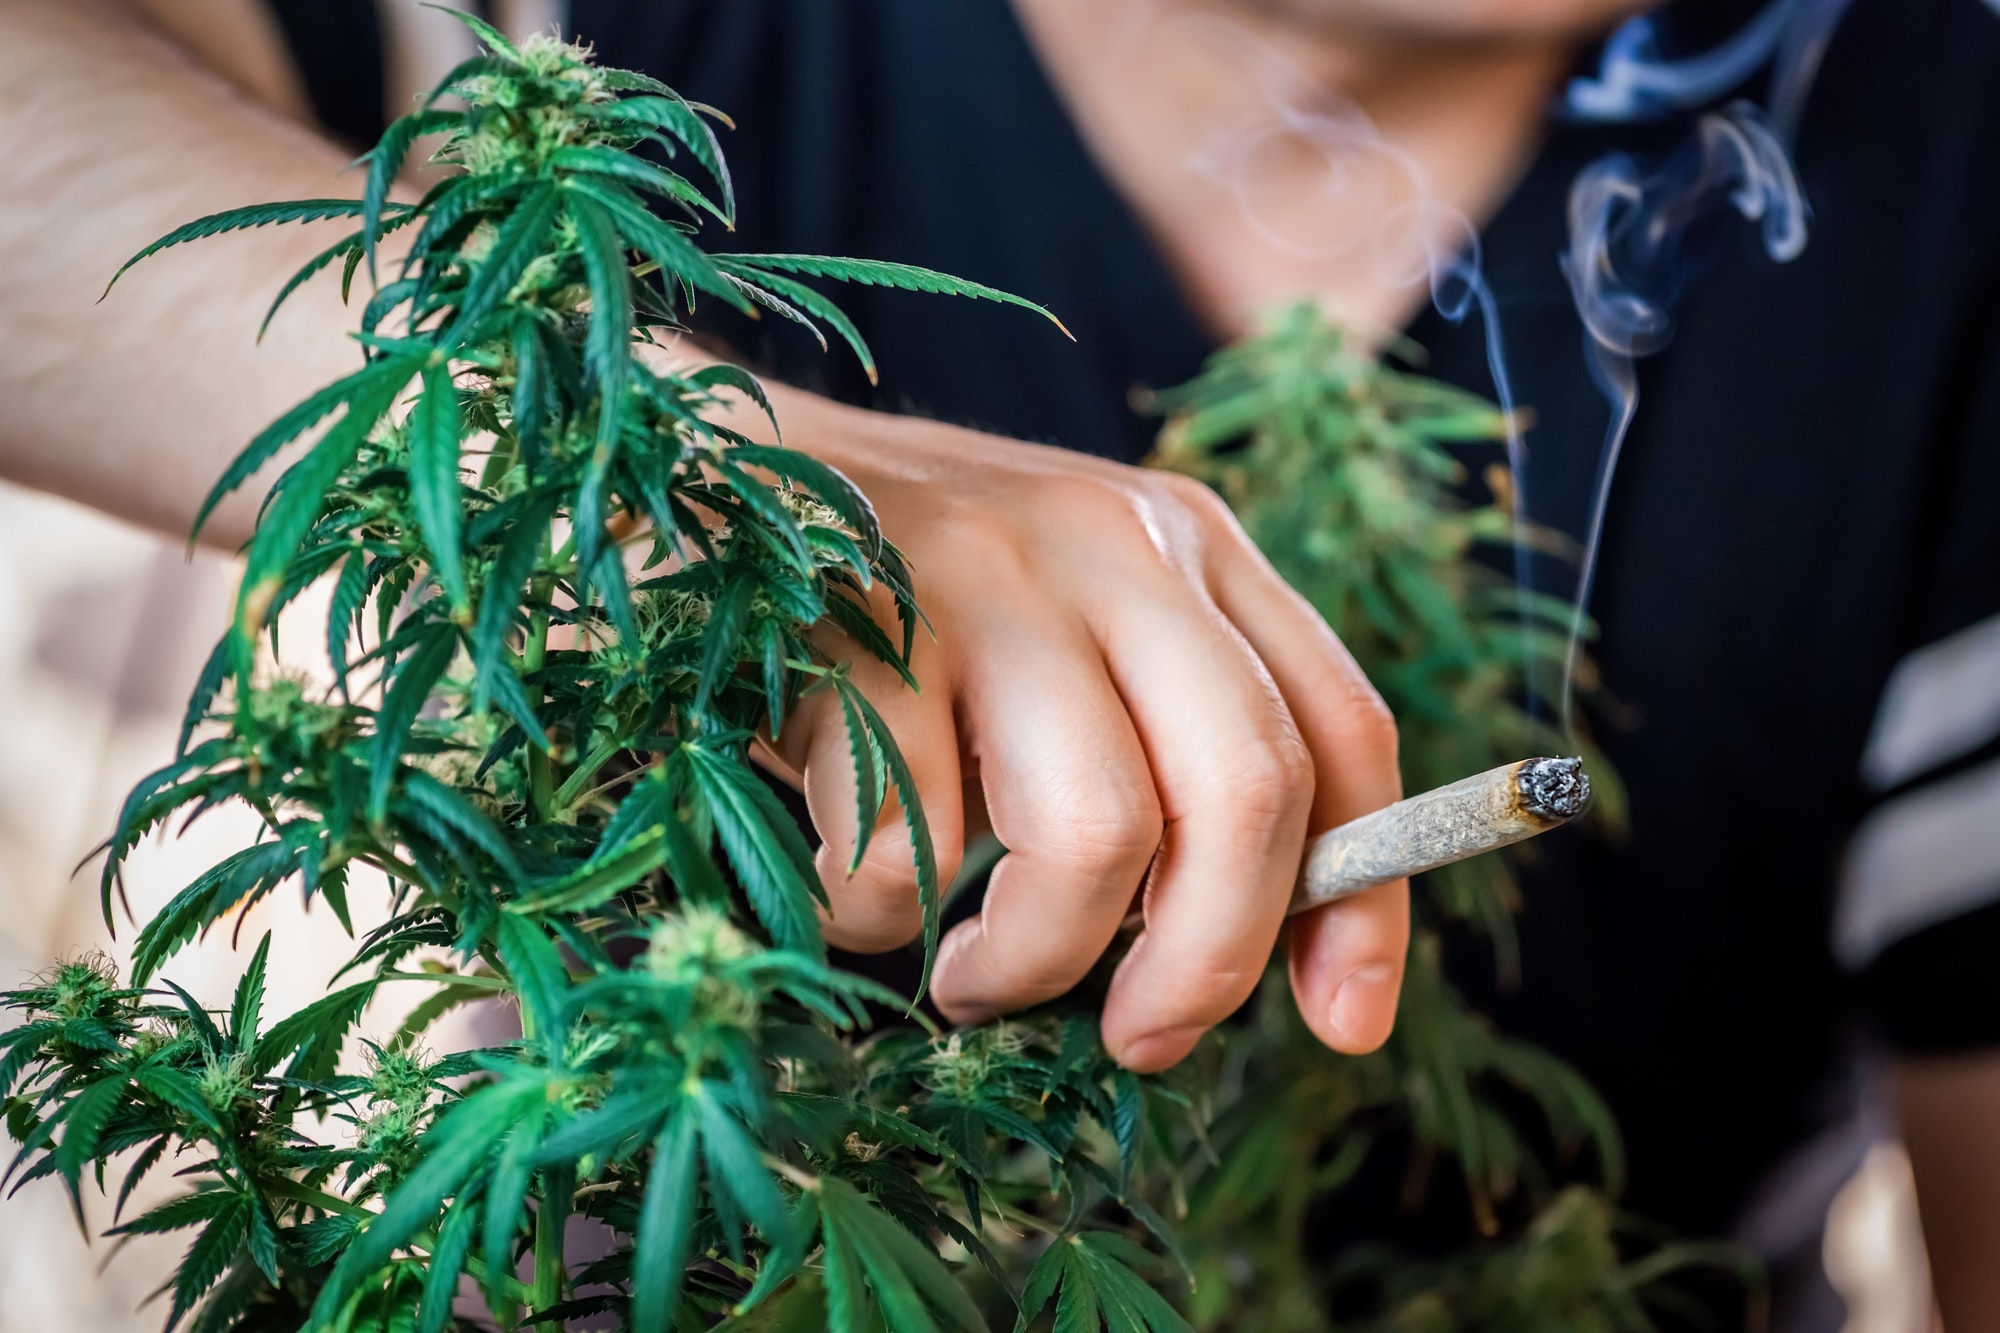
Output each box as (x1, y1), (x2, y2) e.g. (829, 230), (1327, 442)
(1150, 305), (1753, 1330)
(0, 26), (1755, 1333)
(3, 24), (1194, 1333)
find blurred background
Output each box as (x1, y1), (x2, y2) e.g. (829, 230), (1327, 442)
(0, 477), (1940, 1332)
(0, 482), (491, 1333)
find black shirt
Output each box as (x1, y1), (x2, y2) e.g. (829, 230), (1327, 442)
(281, 0), (2000, 1252)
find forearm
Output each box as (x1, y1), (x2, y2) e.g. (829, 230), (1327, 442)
(1894, 1050), (2000, 1329)
(0, 0), (370, 546)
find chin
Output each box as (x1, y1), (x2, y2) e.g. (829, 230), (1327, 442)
(1261, 0), (1649, 42)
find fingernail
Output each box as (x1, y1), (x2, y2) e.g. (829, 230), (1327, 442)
(1114, 1025), (1203, 1072)
(1329, 964), (1397, 1052)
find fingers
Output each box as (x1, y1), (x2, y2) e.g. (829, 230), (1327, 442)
(1087, 575), (1318, 1073)
(1212, 541), (1408, 1054)
(777, 631), (966, 954)
(1286, 881), (1409, 1053)
(930, 614), (1163, 1024)
(760, 453), (1408, 1069)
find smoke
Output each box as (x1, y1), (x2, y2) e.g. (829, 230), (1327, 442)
(1552, 1), (1850, 733)
(1564, 0), (1849, 129)
(1108, 1), (1852, 731)
(1133, 9), (1539, 665)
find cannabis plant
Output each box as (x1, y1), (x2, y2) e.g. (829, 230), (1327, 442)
(1149, 306), (1743, 1331)
(1, 25), (1201, 1333)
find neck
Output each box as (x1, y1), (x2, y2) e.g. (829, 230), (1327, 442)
(1012, 0), (1582, 341)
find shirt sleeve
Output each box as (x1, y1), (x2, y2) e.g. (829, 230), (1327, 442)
(1837, 289), (2000, 1054)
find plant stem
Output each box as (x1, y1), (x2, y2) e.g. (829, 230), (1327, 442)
(533, 1166), (574, 1315)
(525, 568), (557, 822)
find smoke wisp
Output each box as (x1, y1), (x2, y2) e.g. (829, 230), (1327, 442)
(1553, 0), (1849, 733)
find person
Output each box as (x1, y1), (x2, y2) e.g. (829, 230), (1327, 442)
(0, 0), (1994, 1327)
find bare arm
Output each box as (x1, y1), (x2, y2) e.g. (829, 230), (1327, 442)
(0, 0), (366, 546)
(0, 0), (1410, 1070)
(1895, 1050), (2000, 1329)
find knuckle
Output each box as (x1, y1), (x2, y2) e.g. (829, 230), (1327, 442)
(927, 496), (1029, 569)
(1214, 731), (1316, 824)
(1042, 471), (1149, 534)
(1152, 471), (1241, 539)
(1036, 779), (1165, 873)
(1344, 684), (1399, 762)
(1151, 468), (1225, 517)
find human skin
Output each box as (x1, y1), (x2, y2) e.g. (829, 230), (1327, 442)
(0, 0), (1405, 1075)
(9, 14), (1998, 1301)
(1021, 0), (2000, 1303)
(1254, 0), (1641, 40)
(1895, 1052), (2000, 1327)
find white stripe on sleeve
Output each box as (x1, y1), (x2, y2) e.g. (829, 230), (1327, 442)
(1835, 755), (2000, 968)
(1860, 612), (2000, 792)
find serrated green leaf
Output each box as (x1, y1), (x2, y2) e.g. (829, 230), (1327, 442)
(325, 548), (370, 696)
(833, 678), (888, 873)
(238, 356), (419, 636)
(132, 842), (295, 985)
(718, 253), (1068, 337)
(714, 264), (877, 383)
(248, 982), (373, 1080)
(112, 1135), (171, 1222)
(562, 177), (744, 312)
(53, 1074), (127, 1196)
(312, 1078), (540, 1328)
(401, 770), (524, 882)
(818, 1177), (982, 1333)
(566, 191), (631, 465)
(550, 145), (729, 226)
(691, 1088), (791, 1245)
(631, 1106), (698, 1333)
(509, 826), (666, 915)
(695, 576), (756, 716)
(471, 490), (554, 718)
(418, 1190), (478, 1333)
(590, 95), (735, 223)
(363, 109), (460, 281)
(108, 1183), (230, 1239)
(445, 184), (560, 345)
(368, 623), (459, 821)
(1015, 1243), (1069, 1333)
(837, 682), (941, 998)
(133, 1066), (226, 1138)
(228, 931), (271, 1047)
(1111, 1069), (1144, 1193)
(481, 1108), (545, 1315)
(725, 444), (880, 556)
(680, 743), (824, 956)
(431, 4), (521, 59)
(494, 915), (569, 1060)
(821, 593), (918, 690)
(246, 1192), (280, 1284)
(103, 200), (400, 298)
(409, 360), (469, 612)
(260, 231), (359, 341)
(194, 355), (413, 544)
(167, 1192), (251, 1333)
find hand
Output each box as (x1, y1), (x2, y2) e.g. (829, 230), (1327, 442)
(755, 387), (1408, 1073)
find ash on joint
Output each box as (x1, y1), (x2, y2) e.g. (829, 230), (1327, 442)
(1518, 757), (1591, 819)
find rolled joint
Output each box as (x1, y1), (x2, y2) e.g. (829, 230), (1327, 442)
(1288, 757), (1592, 915)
